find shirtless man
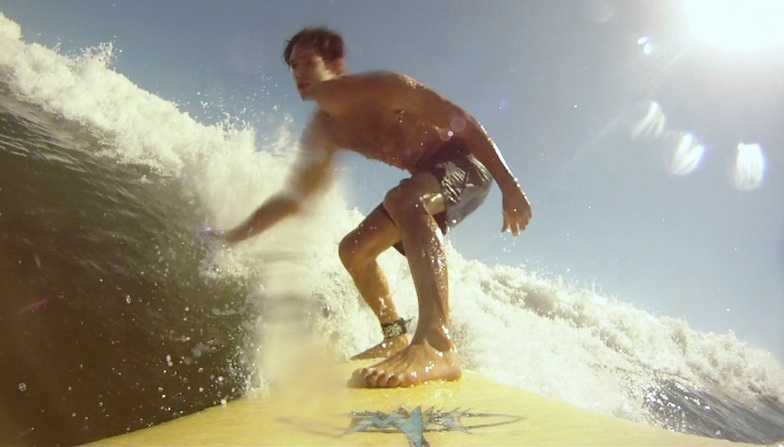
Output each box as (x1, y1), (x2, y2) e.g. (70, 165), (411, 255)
(210, 27), (532, 388)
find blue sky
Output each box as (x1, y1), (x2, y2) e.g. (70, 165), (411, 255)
(1, 0), (782, 359)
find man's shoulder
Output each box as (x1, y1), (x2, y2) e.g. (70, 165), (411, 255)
(348, 69), (399, 78)
(311, 71), (407, 102)
(342, 70), (419, 87)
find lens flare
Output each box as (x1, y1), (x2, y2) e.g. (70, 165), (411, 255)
(666, 132), (705, 176)
(630, 101), (666, 141)
(731, 143), (765, 190)
(637, 36), (653, 56)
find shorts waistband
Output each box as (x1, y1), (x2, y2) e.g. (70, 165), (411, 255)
(415, 137), (471, 170)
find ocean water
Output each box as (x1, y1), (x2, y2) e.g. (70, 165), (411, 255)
(1, 13), (783, 446)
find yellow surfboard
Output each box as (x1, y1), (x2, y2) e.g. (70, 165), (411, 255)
(89, 359), (754, 447)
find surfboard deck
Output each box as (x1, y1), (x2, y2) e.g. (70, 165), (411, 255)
(89, 359), (750, 446)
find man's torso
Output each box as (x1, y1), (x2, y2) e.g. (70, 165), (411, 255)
(312, 74), (456, 172)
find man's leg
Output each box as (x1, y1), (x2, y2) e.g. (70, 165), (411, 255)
(338, 208), (408, 359)
(350, 172), (461, 388)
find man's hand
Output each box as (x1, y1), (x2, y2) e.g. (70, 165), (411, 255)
(501, 188), (532, 237)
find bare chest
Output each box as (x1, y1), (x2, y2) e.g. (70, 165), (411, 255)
(327, 108), (445, 171)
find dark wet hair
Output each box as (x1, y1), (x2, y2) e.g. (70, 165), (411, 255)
(283, 27), (345, 66)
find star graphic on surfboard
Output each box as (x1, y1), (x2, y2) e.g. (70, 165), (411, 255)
(344, 406), (520, 447)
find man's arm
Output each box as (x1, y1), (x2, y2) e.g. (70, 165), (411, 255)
(393, 75), (533, 235)
(221, 116), (337, 244)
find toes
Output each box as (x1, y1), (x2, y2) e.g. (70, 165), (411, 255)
(348, 367), (371, 388)
(348, 366), (399, 388)
(379, 371), (405, 388)
(373, 372), (388, 388)
(385, 373), (403, 388)
(350, 367), (386, 388)
(364, 370), (379, 388)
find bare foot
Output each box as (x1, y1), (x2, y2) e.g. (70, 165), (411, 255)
(351, 335), (408, 360)
(349, 340), (461, 388)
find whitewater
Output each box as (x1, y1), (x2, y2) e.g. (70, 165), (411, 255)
(0, 13), (782, 445)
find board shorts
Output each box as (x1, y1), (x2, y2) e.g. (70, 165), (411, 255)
(376, 137), (492, 256)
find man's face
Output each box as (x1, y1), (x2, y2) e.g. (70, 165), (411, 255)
(289, 43), (339, 99)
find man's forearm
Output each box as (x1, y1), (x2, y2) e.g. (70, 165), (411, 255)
(463, 121), (520, 192)
(224, 194), (299, 243)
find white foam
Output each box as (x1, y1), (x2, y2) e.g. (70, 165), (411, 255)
(0, 13), (21, 41)
(1, 14), (782, 425)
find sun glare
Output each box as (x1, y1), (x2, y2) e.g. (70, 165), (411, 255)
(685, 0), (784, 51)
(667, 133), (705, 176)
(732, 143), (766, 190)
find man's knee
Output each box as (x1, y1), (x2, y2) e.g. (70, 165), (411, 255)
(339, 229), (382, 270)
(383, 179), (432, 222)
(338, 234), (361, 269)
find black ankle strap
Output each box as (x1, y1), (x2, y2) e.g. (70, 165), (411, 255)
(381, 318), (408, 339)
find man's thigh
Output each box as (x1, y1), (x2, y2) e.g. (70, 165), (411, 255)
(383, 172), (446, 218)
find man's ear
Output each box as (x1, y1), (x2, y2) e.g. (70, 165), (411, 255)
(327, 57), (345, 75)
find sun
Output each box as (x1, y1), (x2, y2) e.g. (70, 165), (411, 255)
(685, 0), (784, 51)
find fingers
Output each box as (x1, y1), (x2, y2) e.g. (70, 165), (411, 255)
(502, 214), (532, 237)
(502, 217), (520, 237)
(509, 221), (520, 237)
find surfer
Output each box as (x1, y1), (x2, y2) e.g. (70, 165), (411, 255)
(207, 27), (532, 388)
